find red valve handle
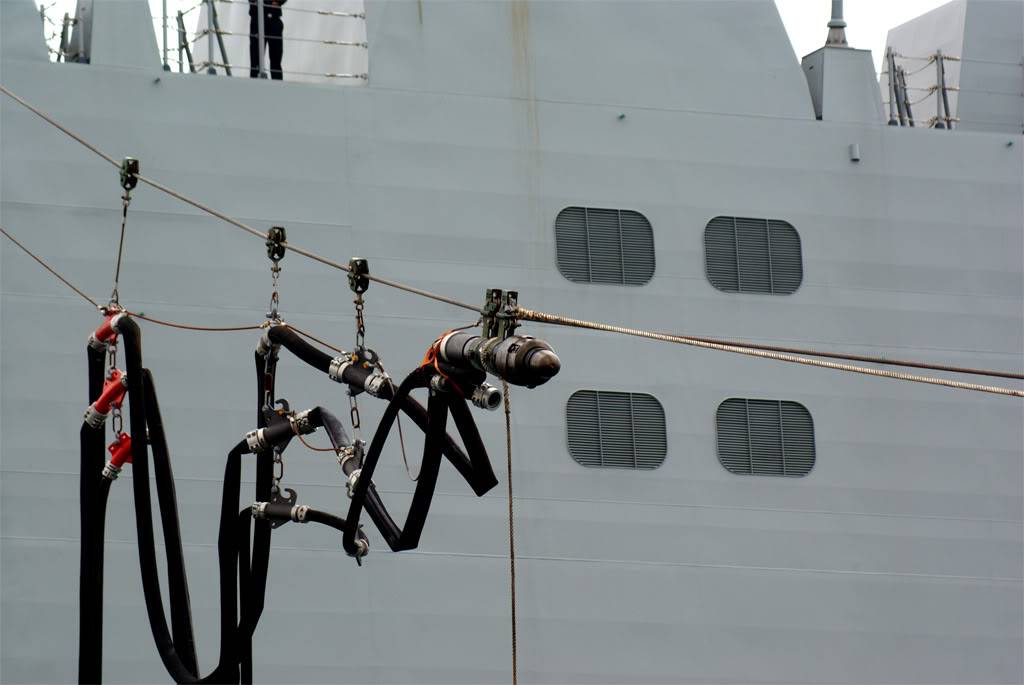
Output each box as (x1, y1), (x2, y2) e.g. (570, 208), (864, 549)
(108, 433), (133, 469)
(93, 369), (127, 414)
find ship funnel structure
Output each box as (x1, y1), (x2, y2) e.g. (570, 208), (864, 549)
(800, 0), (883, 124)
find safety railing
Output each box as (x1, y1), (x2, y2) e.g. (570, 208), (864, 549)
(176, 0), (368, 82)
(40, 0), (368, 84)
(881, 49), (961, 130)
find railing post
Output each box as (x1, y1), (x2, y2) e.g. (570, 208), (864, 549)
(885, 48), (898, 126)
(162, 0), (169, 70)
(934, 50), (945, 128)
(257, 0), (267, 78)
(210, 0), (232, 75)
(205, 0), (216, 74)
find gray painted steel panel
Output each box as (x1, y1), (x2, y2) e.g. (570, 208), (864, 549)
(1, 0), (1022, 682)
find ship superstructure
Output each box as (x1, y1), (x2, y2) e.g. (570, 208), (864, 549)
(1, 0), (1022, 682)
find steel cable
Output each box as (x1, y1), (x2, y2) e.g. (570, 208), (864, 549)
(516, 307), (1024, 398)
(3, 84), (1022, 394)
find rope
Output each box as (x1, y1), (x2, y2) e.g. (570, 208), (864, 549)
(668, 333), (1023, 381)
(515, 308), (1024, 399)
(502, 380), (518, 685)
(128, 313), (262, 332)
(0, 225), (100, 308)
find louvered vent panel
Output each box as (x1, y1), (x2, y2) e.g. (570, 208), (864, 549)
(620, 211), (657, 285)
(703, 216), (740, 292)
(554, 207), (591, 283)
(715, 398), (815, 477)
(767, 220), (802, 294)
(704, 216), (802, 295)
(555, 207), (654, 285)
(566, 390), (667, 470)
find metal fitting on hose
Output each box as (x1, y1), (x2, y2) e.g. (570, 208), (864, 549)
(364, 372), (389, 398)
(469, 383), (502, 411)
(83, 369), (128, 428)
(245, 428), (267, 453)
(289, 409), (316, 436)
(345, 468), (361, 498)
(102, 433), (132, 480)
(256, 328), (280, 357)
(328, 356), (351, 383)
(251, 501), (310, 523)
(88, 312), (125, 350)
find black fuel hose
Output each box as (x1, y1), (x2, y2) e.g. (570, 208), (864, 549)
(265, 324), (497, 496)
(121, 318), (250, 683)
(143, 368), (200, 676)
(78, 344), (107, 683)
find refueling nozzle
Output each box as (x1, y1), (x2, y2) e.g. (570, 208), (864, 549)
(437, 332), (561, 388)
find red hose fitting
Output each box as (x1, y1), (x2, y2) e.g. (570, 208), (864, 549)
(88, 312), (126, 350)
(83, 370), (127, 428)
(103, 433), (132, 480)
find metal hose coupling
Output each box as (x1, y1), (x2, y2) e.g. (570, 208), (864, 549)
(245, 408), (319, 453)
(470, 383), (502, 411)
(83, 369), (127, 428)
(251, 501), (310, 523)
(88, 311), (125, 350)
(102, 432), (132, 480)
(255, 325), (281, 357)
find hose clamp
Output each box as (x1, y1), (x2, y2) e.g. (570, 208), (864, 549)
(364, 372), (389, 397)
(251, 501), (269, 519)
(345, 468), (361, 498)
(256, 329), (280, 357)
(328, 356), (351, 383)
(245, 428), (266, 453)
(83, 405), (110, 429)
(101, 462), (121, 480)
(289, 409), (315, 436)
(293, 504), (310, 522)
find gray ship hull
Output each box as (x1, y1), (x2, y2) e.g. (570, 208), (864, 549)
(1, 0), (1022, 682)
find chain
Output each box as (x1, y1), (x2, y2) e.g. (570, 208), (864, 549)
(272, 446), (284, 494)
(268, 263), (281, 321)
(107, 340), (123, 435)
(354, 293), (366, 350)
(348, 292), (366, 438)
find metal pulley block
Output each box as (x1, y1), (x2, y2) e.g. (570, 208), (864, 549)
(265, 225), (287, 263)
(347, 257), (369, 294)
(119, 157), (139, 191)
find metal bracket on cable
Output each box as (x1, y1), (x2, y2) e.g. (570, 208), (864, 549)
(482, 288), (519, 340)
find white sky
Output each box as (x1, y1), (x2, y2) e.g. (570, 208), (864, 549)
(42, 0), (952, 75)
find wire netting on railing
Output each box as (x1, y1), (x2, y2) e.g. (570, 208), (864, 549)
(179, 0), (368, 83)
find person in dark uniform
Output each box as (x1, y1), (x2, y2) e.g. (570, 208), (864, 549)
(249, 0), (286, 80)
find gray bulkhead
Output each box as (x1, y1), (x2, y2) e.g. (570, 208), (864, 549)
(1, 0), (1022, 682)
